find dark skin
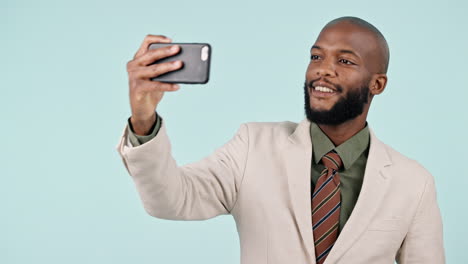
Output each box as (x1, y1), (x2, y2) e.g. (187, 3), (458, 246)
(306, 21), (388, 146)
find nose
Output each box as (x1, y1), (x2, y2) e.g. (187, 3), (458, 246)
(315, 60), (336, 77)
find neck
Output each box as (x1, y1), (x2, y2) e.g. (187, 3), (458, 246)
(317, 112), (368, 146)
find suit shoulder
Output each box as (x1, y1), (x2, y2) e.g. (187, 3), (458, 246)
(382, 142), (434, 183)
(242, 120), (297, 134)
(238, 120), (298, 145)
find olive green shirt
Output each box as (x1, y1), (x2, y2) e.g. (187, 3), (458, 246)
(310, 122), (369, 232)
(127, 115), (370, 232)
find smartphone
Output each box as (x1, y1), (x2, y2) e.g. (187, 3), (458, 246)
(148, 43), (211, 84)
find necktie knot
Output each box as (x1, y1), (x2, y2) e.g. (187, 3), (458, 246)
(321, 150), (343, 171)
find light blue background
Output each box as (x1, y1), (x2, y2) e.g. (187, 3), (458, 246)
(2, 0), (467, 263)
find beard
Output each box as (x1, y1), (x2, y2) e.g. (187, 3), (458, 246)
(303, 80), (369, 125)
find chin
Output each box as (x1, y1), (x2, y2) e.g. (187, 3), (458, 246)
(309, 99), (335, 112)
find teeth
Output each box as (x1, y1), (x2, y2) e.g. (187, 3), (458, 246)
(314, 86), (334, 93)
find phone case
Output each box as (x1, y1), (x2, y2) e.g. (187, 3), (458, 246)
(148, 43), (211, 84)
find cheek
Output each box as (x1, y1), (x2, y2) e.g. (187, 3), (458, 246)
(305, 62), (316, 80)
(338, 70), (368, 89)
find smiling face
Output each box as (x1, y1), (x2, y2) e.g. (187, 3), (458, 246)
(304, 20), (388, 125)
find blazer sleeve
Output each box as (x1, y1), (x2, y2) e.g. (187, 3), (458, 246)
(395, 171), (446, 263)
(116, 116), (249, 220)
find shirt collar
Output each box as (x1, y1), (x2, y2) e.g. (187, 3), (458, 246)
(310, 122), (370, 170)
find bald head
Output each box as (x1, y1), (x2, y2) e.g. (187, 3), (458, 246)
(322, 16), (390, 74)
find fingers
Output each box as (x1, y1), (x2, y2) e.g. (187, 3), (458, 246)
(134, 44), (180, 66)
(134, 60), (183, 79)
(133, 34), (172, 59)
(128, 34), (182, 96)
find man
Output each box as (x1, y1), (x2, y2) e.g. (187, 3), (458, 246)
(117, 17), (445, 264)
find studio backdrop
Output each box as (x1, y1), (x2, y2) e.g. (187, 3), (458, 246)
(2, 0), (467, 263)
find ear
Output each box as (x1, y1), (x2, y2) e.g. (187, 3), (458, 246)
(369, 74), (388, 95)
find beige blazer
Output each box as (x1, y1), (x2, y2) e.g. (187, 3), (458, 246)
(116, 117), (445, 264)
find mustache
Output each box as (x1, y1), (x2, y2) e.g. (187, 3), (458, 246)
(307, 78), (343, 93)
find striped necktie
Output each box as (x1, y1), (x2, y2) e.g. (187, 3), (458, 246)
(312, 150), (343, 264)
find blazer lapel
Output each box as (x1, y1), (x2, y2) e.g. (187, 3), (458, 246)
(325, 128), (393, 263)
(283, 118), (316, 262)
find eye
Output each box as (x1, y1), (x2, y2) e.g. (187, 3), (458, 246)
(339, 59), (354, 65)
(310, 55), (320, 60)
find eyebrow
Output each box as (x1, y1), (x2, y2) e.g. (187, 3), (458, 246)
(311, 45), (360, 58)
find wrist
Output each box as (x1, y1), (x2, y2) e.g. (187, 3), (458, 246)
(130, 112), (157, 136)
